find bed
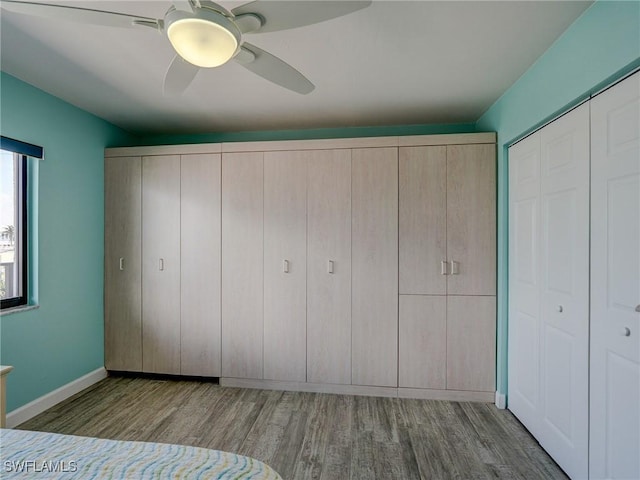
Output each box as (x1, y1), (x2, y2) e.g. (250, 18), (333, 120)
(0, 428), (282, 479)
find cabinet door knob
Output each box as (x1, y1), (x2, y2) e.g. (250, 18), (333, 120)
(328, 260), (335, 274)
(119, 258), (124, 271)
(159, 258), (165, 271)
(635, 304), (640, 313)
(441, 260), (448, 275)
(620, 327), (631, 337)
(450, 260), (459, 275)
(283, 259), (290, 274)
(557, 305), (563, 313)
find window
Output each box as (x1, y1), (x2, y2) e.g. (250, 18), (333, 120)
(0, 136), (42, 310)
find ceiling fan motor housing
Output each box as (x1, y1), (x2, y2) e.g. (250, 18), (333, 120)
(165, 3), (242, 68)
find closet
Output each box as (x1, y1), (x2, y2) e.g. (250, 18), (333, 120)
(105, 132), (497, 402)
(398, 143), (496, 397)
(351, 147), (398, 387)
(221, 152), (263, 379)
(104, 151), (222, 376)
(142, 155), (181, 374)
(262, 148), (353, 384)
(508, 71), (639, 479)
(105, 156), (142, 372)
(306, 150), (351, 385)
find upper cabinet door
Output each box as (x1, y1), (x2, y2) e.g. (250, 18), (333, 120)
(399, 146), (447, 295)
(180, 153), (222, 377)
(307, 150), (352, 385)
(142, 155), (181, 375)
(221, 152), (264, 379)
(352, 147), (398, 387)
(105, 156), (142, 372)
(447, 144), (496, 296)
(263, 151), (307, 382)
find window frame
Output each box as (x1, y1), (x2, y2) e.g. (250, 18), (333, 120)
(1, 151), (28, 310)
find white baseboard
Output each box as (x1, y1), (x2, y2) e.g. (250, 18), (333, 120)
(495, 391), (507, 409)
(6, 367), (107, 428)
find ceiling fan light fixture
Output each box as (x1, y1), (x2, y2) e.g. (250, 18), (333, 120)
(166, 8), (240, 68)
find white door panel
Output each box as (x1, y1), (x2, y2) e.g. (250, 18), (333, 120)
(539, 102), (589, 480)
(508, 132), (541, 436)
(590, 71), (640, 480)
(508, 103), (589, 479)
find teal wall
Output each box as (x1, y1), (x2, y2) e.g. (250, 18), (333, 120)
(476, 0), (640, 399)
(0, 72), (134, 412)
(137, 122), (477, 146)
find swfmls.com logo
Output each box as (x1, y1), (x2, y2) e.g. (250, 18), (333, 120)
(3, 460), (78, 473)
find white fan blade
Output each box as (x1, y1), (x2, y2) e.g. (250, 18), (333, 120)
(164, 55), (200, 95)
(235, 43), (314, 95)
(0, 1), (160, 28)
(172, 0), (194, 13)
(231, 0), (371, 34)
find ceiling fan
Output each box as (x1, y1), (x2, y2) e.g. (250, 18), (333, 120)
(0, 0), (371, 95)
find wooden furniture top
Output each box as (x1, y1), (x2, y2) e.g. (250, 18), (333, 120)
(106, 132), (496, 158)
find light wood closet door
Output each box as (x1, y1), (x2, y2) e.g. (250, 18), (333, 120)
(447, 144), (496, 296)
(105, 156), (142, 372)
(399, 146), (447, 295)
(352, 147), (398, 387)
(142, 155), (181, 374)
(446, 295), (496, 391)
(222, 152), (264, 379)
(399, 295), (446, 389)
(263, 151), (307, 382)
(180, 154), (221, 377)
(307, 150), (351, 385)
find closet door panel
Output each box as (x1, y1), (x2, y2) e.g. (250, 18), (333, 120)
(590, 72), (640, 480)
(398, 295), (446, 389)
(538, 103), (589, 480)
(446, 295), (495, 392)
(222, 152), (264, 379)
(142, 155), (181, 375)
(263, 151), (307, 382)
(352, 147), (398, 387)
(105, 156), (142, 372)
(507, 133), (541, 436)
(307, 150), (351, 385)
(399, 146), (447, 295)
(180, 154), (221, 377)
(447, 144), (496, 295)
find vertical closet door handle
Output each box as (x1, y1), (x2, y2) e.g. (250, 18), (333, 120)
(159, 258), (164, 271)
(450, 260), (459, 275)
(441, 260), (449, 275)
(283, 259), (290, 274)
(119, 258), (125, 271)
(328, 260), (335, 274)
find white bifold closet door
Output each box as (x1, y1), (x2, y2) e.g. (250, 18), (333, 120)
(589, 72), (640, 480)
(509, 103), (590, 480)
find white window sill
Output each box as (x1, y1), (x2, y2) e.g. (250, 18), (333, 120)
(0, 304), (40, 316)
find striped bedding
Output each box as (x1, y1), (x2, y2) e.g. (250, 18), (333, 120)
(0, 429), (282, 479)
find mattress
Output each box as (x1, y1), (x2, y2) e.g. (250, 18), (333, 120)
(0, 428), (282, 479)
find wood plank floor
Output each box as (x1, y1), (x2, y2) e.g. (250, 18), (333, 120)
(17, 376), (567, 480)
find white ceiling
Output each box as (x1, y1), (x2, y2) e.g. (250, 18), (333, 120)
(0, 0), (592, 135)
